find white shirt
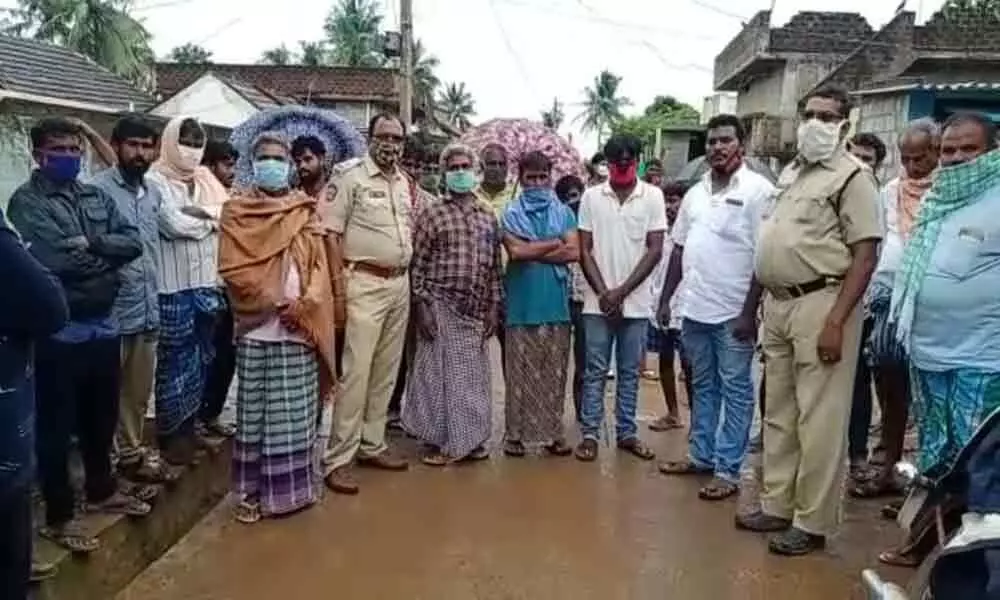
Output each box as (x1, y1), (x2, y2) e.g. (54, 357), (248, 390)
(649, 233), (684, 330)
(149, 172), (221, 295)
(578, 181), (668, 319)
(871, 178), (902, 290)
(671, 165), (774, 325)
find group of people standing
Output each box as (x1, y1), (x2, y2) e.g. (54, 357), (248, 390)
(4, 79), (1000, 597)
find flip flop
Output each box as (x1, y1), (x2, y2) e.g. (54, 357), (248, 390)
(698, 478), (739, 501)
(503, 441), (526, 458)
(546, 440), (573, 457)
(421, 454), (451, 467)
(39, 524), (99, 554)
(233, 499), (261, 525)
(658, 460), (713, 476)
(575, 439), (598, 462)
(649, 416), (684, 432)
(617, 439), (655, 461)
(878, 548), (921, 568)
(86, 491), (151, 517)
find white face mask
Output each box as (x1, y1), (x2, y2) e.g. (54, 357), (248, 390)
(797, 119), (844, 164)
(595, 164), (609, 178)
(177, 145), (205, 170)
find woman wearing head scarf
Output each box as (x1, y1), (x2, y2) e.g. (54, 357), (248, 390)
(218, 132), (338, 523)
(403, 143), (503, 466)
(149, 116), (231, 467)
(501, 152), (579, 457)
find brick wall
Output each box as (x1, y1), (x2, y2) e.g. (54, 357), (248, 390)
(714, 11), (771, 90)
(769, 11), (873, 54)
(915, 6), (1000, 51)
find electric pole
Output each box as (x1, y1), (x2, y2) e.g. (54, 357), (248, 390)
(400, 0), (414, 128)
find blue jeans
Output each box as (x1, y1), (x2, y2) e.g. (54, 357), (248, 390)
(682, 318), (755, 482)
(579, 315), (646, 442)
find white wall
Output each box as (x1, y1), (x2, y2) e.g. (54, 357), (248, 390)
(701, 92), (738, 123)
(151, 74), (258, 129)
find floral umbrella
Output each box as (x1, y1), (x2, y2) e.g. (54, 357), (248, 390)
(229, 105), (366, 188)
(459, 118), (585, 183)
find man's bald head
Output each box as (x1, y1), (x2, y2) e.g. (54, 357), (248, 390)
(899, 118), (941, 180)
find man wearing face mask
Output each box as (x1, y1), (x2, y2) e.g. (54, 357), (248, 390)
(320, 113), (413, 494)
(575, 134), (666, 463)
(738, 85), (881, 557)
(218, 132), (338, 523)
(657, 115), (773, 503)
(89, 115), (179, 491)
(8, 117), (145, 553)
(148, 116), (230, 468)
(588, 153), (609, 187)
(403, 143), (503, 465)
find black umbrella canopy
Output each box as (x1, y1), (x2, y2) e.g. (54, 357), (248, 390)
(675, 156), (778, 184)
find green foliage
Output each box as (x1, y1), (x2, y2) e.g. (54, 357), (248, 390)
(575, 70), (630, 145)
(941, 0), (1000, 20)
(610, 94), (700, 153)
(323, 0), (384, 67)
(259, 44), (293, 65)
(4, 0), (155, 88)
(167, 43), (212, 64)
(437, 82), (476, 131)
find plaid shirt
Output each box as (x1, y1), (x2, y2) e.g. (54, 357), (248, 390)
(411, 197), (503, 322)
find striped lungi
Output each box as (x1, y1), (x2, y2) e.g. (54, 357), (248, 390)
(155, 288), (224, 436)
(233, 339), (320, 516)
(864, 282), (907, 368)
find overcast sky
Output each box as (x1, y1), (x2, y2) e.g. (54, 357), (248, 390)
(6, 0), (949, 154)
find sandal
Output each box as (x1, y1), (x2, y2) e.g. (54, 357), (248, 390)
(121, 455), (182, 485)
(546, 440), (573, 457)
(119, 480), (160, 503)
(881, 500), (903, 520)
(649, 415), (684, 432)
(202, 420), (236, 438)
(39, 522), (99, 554)
(849, 476), (902, 499)
(698, 478), (739, 501)
(658, 460), (713, 476)
(504, 440), (526, 458)
(86, 491), (151, 517)
(575, 439), (599, 462)
(641, 370), (659, 380)
(878, 548), (921, 568)
(233, 498), (261, 525)
(421, 453), (452, 467)
(464, 446), (490, 462)
(617, 439), (655, 461)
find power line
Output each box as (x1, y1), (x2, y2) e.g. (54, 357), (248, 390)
(487, 0), (541, 105)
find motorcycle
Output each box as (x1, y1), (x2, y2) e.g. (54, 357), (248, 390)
(862, 407), (1000, 600)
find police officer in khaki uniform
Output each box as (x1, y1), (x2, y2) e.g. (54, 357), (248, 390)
(321, 113), (413, 495)
(735, 86), (881, 556)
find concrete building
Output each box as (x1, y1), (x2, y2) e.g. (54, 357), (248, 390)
(701, 92), (737, 124)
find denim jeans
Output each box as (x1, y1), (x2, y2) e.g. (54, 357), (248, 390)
(579, 315), (646, 442)
(0, 485), (31, 600)
(682, 318), (755, 483)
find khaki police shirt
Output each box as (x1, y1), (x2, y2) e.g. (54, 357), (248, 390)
(321, 155), (413, 267)
(755, 150), (882, 288)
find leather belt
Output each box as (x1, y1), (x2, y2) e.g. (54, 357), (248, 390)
(768, 276), (842, 301)
(348, 261), (408, 279)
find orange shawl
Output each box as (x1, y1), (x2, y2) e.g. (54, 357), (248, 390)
(218, 189), (337, 403)
(897, 174), (935, 239)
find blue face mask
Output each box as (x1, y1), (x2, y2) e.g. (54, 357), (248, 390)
(39, 153), (81, 184)
(253, 158), (291, 191)
(445, 169), (477, 194)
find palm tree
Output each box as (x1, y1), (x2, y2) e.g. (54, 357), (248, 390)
(259, 44), (293, 65)
(438, 82), (476, 131)
(541, 98), (564, 130)
(167, 42), (212, 64)
(4, 0), (154, 87)
(324, 0), (385, 67)
(575, 70), (631, 145)
(299, 40), (328, 66)
(411, 39), (440, 112)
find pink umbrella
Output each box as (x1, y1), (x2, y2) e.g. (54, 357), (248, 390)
(459, 118), (585, 182)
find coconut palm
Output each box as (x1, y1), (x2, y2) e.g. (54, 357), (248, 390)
(4, 0), (154, 87)
(575, 70), (630, 145)
(167, 42), (212, 64)
(259, 44), (293, 65)
(324, 0), (385, 67)
(299, 40), (328, 66)
(438, 82), (476, 131)
(541, 98), (565, 130)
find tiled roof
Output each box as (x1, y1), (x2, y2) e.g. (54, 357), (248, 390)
(154, 63), (398, 103)
(216, 75), (293, 109)
(856, 78), (1000, 95)
(0, 34), (153, 110)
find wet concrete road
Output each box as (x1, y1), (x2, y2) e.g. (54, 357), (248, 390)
(121, 347), (912, 600)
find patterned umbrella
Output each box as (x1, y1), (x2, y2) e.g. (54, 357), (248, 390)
(229, 105), (366, 188)
(459, 118), (585, 182)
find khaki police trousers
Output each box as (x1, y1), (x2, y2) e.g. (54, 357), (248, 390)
(116, 331), (158, 465)
(760, 285), (863, 536)
(323, 270), (410, 473)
